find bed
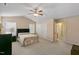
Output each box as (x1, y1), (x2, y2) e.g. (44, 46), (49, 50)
(17, 29), (39, 46)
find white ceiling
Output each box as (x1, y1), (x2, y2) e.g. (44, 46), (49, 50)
(0, 3), (79, 22)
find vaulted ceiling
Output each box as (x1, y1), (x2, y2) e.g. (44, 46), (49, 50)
(0, 3), (79, 22)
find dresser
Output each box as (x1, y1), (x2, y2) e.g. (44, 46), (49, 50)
(0, 34), (12, 55)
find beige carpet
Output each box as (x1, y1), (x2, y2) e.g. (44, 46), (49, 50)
(12, 38), (72, 55)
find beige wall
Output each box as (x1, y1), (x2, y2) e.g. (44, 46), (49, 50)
(60, 16), (79, 45)
(2, 16), (36, 29)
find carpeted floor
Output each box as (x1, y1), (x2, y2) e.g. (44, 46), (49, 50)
(12, 38), (72, 55)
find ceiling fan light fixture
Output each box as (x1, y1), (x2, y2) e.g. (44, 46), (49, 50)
(33, 13), (39, 16)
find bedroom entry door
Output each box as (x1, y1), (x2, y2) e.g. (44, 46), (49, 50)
(54, 20), (65, 42)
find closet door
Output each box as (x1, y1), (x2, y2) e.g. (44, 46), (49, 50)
(47, 20), (54, 42)
(29, 24), (36, 33)
(41, 24), (48, 39)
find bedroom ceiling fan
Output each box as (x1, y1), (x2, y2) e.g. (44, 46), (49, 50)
(29, 7), (43, 16)
(25, 4), (44, 17)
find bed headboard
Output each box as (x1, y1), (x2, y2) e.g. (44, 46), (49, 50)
(17, 29), (29, 36)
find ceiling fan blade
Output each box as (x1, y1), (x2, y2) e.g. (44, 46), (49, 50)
(39, 14), (43, 16)
(38, 10), (43, 12)
(30, 10), (35, 12)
